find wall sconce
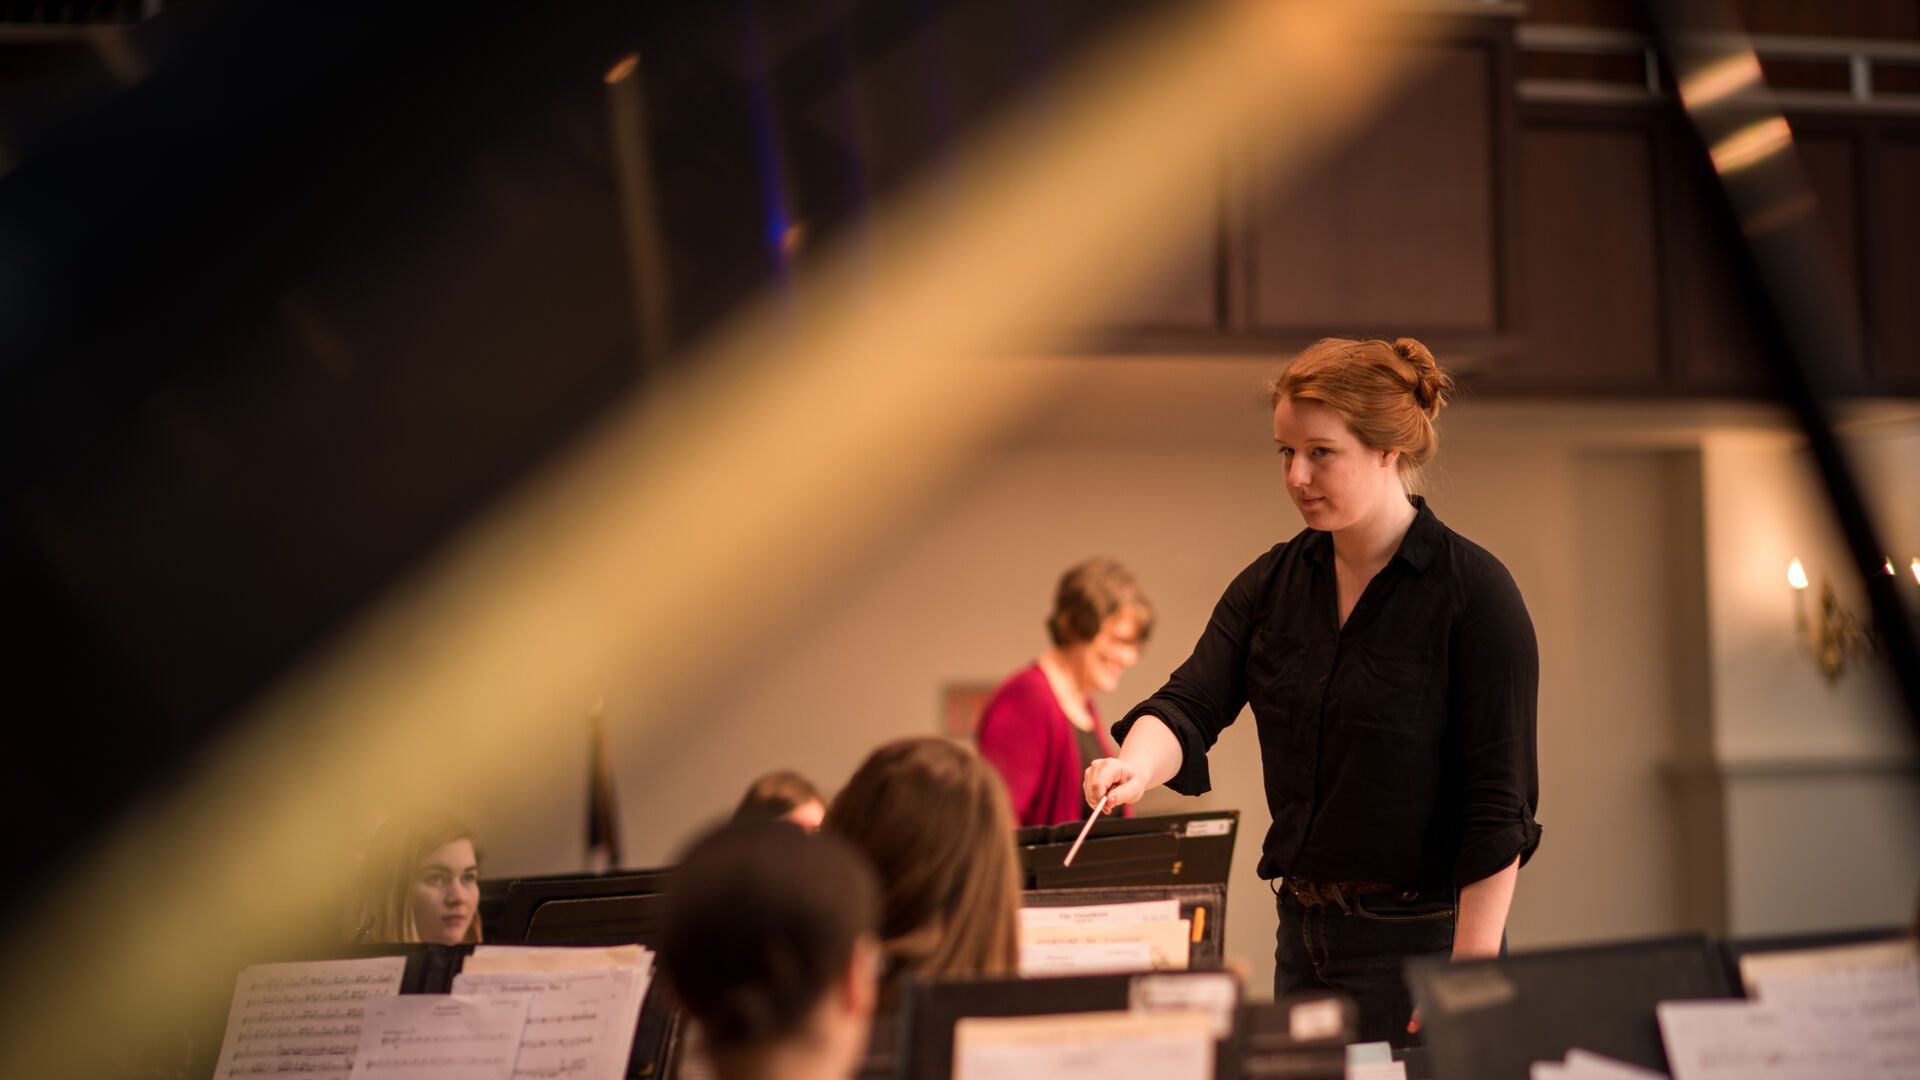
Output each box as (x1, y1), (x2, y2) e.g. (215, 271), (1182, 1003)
(1786, 557), (1874, 682)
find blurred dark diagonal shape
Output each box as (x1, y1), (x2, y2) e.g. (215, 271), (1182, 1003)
(0, 0), (1152, 913)
(0, 1), (1432, 1073)
(1646, 0), (1920, 741)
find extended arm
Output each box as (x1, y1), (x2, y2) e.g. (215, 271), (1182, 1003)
(1082, 715), (1182, 810)
(1453, 855), (1519, 959)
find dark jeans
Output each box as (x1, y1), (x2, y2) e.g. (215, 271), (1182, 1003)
(1273, 884), (1457, 1048)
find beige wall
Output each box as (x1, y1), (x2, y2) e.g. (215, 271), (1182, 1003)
(466, 358), (1920, 995)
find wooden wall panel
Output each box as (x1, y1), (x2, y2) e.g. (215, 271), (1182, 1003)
(1515, 122), (1663, 386)
(1247, 45), (1497, 332)
(1672, 127), (1866, 391)
(1875, 135), (1920, 389)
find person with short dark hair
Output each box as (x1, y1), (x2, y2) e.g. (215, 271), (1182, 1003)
(976, 558), (1154, 826)
(733, 769), (826, 830)
(661, 822), (882, 1080)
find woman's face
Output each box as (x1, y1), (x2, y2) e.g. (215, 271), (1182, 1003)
(409, 837), (479, 946)
(1065, 609), (1144, 694)
(1272, 395), (1400, 533)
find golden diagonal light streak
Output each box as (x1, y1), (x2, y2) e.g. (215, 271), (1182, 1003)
(0, 2), (1425, 1072)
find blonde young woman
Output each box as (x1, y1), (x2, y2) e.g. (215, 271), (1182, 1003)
(823, 737), (1021, 1003)
(1086, 338), (1541, 1047)
(347, 814), (483, 946)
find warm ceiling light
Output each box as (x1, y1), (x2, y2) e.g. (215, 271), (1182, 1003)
(1787, 558), (1809, 590)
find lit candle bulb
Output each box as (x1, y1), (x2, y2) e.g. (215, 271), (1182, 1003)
(1787, 558), (1809, 590)
(1885, 557), (1897, 576)
(1911, 557), (1919, 586)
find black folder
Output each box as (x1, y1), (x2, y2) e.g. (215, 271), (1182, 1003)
(1016, 809), (1239, 889)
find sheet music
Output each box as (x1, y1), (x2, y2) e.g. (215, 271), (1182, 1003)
(1018, 920), (1190, 975)
(1738, 939), (1918, 993)
(1530, 1048), (1669, 1079)
(1020, 900), (1182, 927)
(347, 993), (531, 1080)
(212, 955), (408, 1079)
(463, 945), (650, 975)
(452, 967), (650, 1080)
(1750, 963), (1920, 1077)
(1656, 994), (1920, 1080)
(1022, 940), (1155, 976)
(952, 1009), (1212, 1080)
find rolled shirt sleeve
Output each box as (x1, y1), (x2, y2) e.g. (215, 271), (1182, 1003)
(1449, 559), (1544, 889)
(1112, 547), (1281, 797)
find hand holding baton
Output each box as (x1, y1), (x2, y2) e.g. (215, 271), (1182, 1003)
(1063, 792), (1111, 867)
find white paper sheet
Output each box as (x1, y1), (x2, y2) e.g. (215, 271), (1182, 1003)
(1656, 997), (1915, 1080)
(1738, 939), (1918, 993)
(952, 1009), (1212, 1080)
(1345, 1063), (1407, 1080)
(1128, 972), (1238, 1038)
(1530, 1048), (1669, 1079)
(463, 945), (650, 975)
(1018, 920), (1191, 974)
(212, 955), (408, 1079)
(347, 993), (531, 1080)
(452, 968), (645, 1080)
(1022, 940), (1155, 976)
(455, 947), (654, 1080)
(1020, 900), (1182, 927)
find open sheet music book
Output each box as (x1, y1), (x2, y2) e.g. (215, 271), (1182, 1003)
(1658, 949), (1920, 1080)
(212, 956), (408, 1079)
(457, 944), (655, 1080)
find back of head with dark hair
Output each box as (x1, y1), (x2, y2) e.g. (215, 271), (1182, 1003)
(733, 769), (824, 823)
(660, 822), (881, 1052)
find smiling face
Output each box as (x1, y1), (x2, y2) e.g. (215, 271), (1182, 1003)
(1272, 394), (1404, 533)
(408, 837), (479, 946)
(1060, 609), (1144, 695)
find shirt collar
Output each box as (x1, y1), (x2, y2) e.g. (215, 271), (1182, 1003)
(1299, 495), (1442, 573)
(1395, 495), (1442, 573)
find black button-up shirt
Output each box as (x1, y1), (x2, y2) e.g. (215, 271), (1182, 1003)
(1114, 497), (1541, 889)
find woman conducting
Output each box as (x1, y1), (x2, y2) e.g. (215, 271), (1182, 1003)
(977, 558), (1153, 827)
(1084, 337), (1541, 1046)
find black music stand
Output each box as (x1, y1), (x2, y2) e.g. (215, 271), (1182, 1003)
(1236, 991), (1356, 1080)
(900, 969), (1243, 1080)
(491, 867), (674, 943)
(1405, 934), (1734, 1080)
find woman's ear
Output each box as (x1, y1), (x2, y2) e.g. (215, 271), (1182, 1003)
(841, 933), (882, 1017)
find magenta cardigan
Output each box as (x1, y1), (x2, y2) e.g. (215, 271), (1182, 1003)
(976, 663), (1131, 828)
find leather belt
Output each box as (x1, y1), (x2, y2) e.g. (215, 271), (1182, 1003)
(1281, 878), (1394, 911)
